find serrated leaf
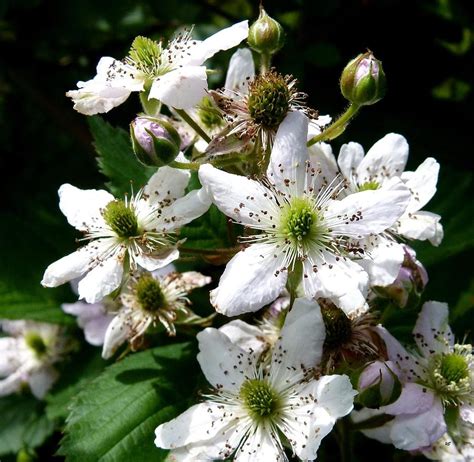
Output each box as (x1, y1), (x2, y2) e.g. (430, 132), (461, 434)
(89, 116), (156, 196)
(0, 395), (55, 456)
(59, 342), (197, 462)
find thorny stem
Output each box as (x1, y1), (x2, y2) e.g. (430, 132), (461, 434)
(174, 108), (212, 143)
(307, 103), (360, 146)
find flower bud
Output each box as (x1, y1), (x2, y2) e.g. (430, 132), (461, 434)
(247, 7), (285, 55)
(340, 51), (386, 106)
(356, 360), (402, 408)
(130, 116), (181, 167)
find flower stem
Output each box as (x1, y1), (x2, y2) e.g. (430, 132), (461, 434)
(174, 108), (211, 143)
(336, 418), (353, 462)
(139, 89), (161, 117)
(307, 104), (360, 146)
(260, 53), (271, 74)
(170, 160), (200, 171)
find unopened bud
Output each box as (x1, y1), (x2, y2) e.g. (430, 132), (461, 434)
(248, 7), (285, 55)
(340, 51), (386, 106)
(357, 360), (402, 408)
(130, 116), (181, 167)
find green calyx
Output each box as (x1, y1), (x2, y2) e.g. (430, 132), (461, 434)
(25, 332), (48, 358)
(281, 198), (320, 244)
(248, 71), (290, 128)
(321, 302), (352, 349)
(240, 379), (281, 420)
(135, 275), (166, 313)
(103, 200), (139, 239)
(358, 180), (380, 191)
(440, 354), (469, 384)
(128, 36), (162, 75)
(197, 97), (223, 130)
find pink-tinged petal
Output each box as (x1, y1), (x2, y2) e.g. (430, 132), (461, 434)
(460, 404), (474, 424)
(358, 361), (399, 401)
(356, 133), (409, 184)
(199, 164), (277, 227)
(102, 311), (133, 359)
(267, 111), (309, 196)
(413, 301), (453, 355)
(338, 141), (365, 184)
(210, 244), (287, 316)
(269, 298), (325, 387)
(189, 21), (249, 66)
(219, 320), (266, 356)
(78, 254), (124, 303)
(142, 167), (191, 206)
(58, 184), (114, 232)
(303, 255), (369, 316)
(389, 399), (446, 450)
(29, 366), (58, 399)
(224, 48), (255, 94)
(402, 157), (440, 213)
(395, 211), (443, 246)
(135, 248), (180, 272)
(149, 66), (208, 110)
(382, 383), (435, 415)
(328, 182), (411, 237)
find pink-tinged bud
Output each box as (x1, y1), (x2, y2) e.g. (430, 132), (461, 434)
(247, 7), (285, 55)
(130, 116), (181, 167)
(340, 51), (386, 106)
(357, 360), (402, 408)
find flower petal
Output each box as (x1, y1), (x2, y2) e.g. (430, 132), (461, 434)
(338, 141), (365, 186)
(235, 423), (284, 461)
(356, 133), (409, 184)
(102, 310), (132, 359)
(315, 374), (357, 418)
(142, 167), (191, 207)
(149, 66), (208, 110)
(224, 48), (255, 94)
(308, 142), (339, 187)
(0, 338), (21, 375)
(135, 247), (180, 272)
(219, 320), (267, 357)
(413, 301), (453, 356)
(197, 327), (256, 392)
(395, 210), (443, 246)
(269, 298), (325, 387)
(382, 383), (435, 415)
(210, 244), (287, 316)
(29, 366), (58, 399)
(199, 164), (277, 227)
(267, 111), (309, 196)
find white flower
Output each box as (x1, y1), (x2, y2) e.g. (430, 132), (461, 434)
(199, 111), (411, 316)
(0, 320), (73, 399)
(353, 300), (473, 451)
(154, 298), (357, 461)
(66, 22), (249, 114)
(102, 269), (211, 359)
(42, 167), (211, 303)
(421, 425), (474, 462)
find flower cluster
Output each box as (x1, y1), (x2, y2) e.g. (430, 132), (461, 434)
(3, 8), (471, 462)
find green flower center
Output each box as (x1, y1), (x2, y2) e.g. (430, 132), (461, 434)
(248, 71), (291, 128)
(240, 379), (281, 419)
(281, 198), (320, 244)
(320, 302), (352, 349)
(197, 97), (223, 129)
(25, 332), (47, 358)
(103, 200), (139, 239)
(440, 353), (469, 384)
(135, 275), (166, 312)
(358, 180), (380, 191)
(128, 36), (162, 76)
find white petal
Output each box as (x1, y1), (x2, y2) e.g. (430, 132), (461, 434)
(135, 248), (180, 272)
(389, 399), (446, 450)
(66, 85), (131, 115)
(0, 369), (24, 397)
(210, 244), (287, 316)
(338, 141), (365, 183)
(413, 301), (453, 356)
(197, 328), (256, 392)
(402, 157), (439, 213)
(267, 111), (309, 196)
(41, 244), (96, 288)
(315, 374), (357, 418)
(154, 401), (235, 449)
(102, 311), (132, 359)
(356, 133), (409, 184)
(94, 56), (144, 91)
(308, 142), (339, 186)
(269, 298), (325, 387)
(143, 167), (191, 206)
(460, 404), (474, 424)
(358, 237), (405, 286)
(218, 320), (266, 356)
(395, 210), (443, 246)
(157, 188), (211, 232)
(171, 271), (211, 292)
(352, 408), (393, 444)
(78, 254), (124, 303)
(328, 183), (411, 236)
(189, 21), (249, 65)
(235, 423), (284, 462)
(303, 255), (369, 316)
(28, 366), (58, 399)
(149, 66), (208, 110)
(199, 164), (277, 227)
(382, 383), (435, 415)
(224, 48), (255, 94)
(0, 338), (21, 375)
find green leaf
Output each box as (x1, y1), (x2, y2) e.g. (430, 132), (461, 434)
(89, 116), (156, 196)
(59, 342), (197, 462)
(0, 395), (55, 456)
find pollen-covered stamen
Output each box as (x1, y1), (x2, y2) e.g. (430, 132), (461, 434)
(135, 274), (167, 313)
(103, 200), (139, 239)
(358, 180), (380, 191)
(320, 302), (352, 349)
(25, 332), (48, 358)
(126, 36), (163, 77)
(240, 379), (281, 420)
